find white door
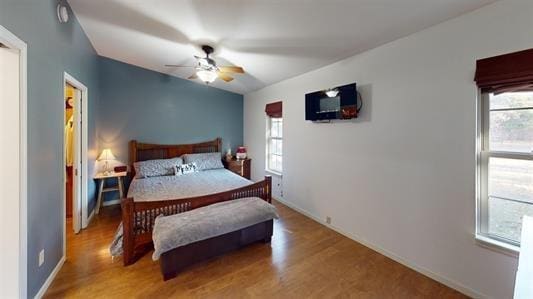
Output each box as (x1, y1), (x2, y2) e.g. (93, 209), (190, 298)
(0, 44), (21, 298)
(63, 73), (88, 239)
(70, 87), (82, 233)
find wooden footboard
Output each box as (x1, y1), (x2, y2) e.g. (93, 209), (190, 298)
(121, 176), (272, 266)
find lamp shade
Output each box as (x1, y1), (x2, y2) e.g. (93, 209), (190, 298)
(196, 69), (218, 83)
(97, 148), (116, 161)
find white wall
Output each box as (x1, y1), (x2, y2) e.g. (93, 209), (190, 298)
(244, 1), (533, 298)
(0, 46), (21, 298)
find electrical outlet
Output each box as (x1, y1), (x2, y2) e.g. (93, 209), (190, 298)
(326, 216), (332, 224)
(39, 249), (44, 267)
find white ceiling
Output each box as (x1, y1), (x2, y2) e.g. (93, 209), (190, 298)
(68, 0), (496, 94)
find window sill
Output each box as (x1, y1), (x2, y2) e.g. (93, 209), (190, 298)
(475, 234), (519, 258)
(265, 169), (282, 177)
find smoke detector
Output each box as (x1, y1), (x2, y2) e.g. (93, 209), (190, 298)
(57, 3), (69, 23)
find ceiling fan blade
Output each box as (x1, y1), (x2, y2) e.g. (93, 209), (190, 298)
(217, 72), (234, 82)
(165, 64), (194, 67)
(218, 66), (244, 74)
(188, 73), (198, 79)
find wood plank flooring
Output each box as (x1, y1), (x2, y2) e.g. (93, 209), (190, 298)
(45, 200), (467, 298)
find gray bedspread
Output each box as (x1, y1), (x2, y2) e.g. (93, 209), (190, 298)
(109, 169), (253, 257)
(152, 197), (278, 260)
(128, 168), (252, 201)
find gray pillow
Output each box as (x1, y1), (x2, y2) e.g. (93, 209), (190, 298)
(134, 157), (183, 178)
(182, 152), (223, 171)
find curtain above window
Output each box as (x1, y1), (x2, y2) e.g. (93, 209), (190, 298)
(265, 101), (282, 118)
(475, 48), (533, 94)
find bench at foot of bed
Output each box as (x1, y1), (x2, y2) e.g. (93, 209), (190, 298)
(159, 219), (273, 281)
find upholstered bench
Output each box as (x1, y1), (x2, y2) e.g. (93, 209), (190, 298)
(152, 197), (278, 280)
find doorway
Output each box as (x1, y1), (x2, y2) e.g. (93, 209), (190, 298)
(0, 25), (27, 298)
(64, 83), (80, 229)
(63, 73), (89, 239)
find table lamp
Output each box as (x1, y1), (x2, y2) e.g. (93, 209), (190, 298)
(98, 148), (116, 175)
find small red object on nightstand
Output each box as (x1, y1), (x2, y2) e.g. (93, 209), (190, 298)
(236, 146), (247, 160)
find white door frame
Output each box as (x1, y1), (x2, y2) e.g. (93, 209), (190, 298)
(63, 73), (89, 245)
(0, 24), (28, 299)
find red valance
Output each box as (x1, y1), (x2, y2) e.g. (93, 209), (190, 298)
(475, 48), (533, 94)
(265, 101), (282, 118)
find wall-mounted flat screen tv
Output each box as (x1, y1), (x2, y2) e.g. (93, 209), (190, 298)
(305, 83), (357, 121)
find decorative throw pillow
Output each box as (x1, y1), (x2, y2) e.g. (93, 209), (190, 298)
(182, 152), (224, 171)
(174, 162), (198, 176)
(134, 157), (183, 178)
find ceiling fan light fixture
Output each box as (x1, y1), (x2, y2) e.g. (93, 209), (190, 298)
(166, 44), (243, 84)
(197, 57), (210, 67)
(196, 69), (218, 83)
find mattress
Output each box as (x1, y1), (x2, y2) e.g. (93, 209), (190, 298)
(127, 168), (252, 202)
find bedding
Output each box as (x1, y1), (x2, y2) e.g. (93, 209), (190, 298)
(182, 152), (224, 171)
(128, 168), (250, 202)
(152, 197), (278, 260)
(110, 168), (253, 257)
(133, 157), (182, 178)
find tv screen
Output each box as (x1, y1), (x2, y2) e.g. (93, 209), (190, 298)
(305, 83), (357, 121)
(319, 96), (340, 113)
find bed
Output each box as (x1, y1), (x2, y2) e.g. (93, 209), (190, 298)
(120, 138), (272, 266)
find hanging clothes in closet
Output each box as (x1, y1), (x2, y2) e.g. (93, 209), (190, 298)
(65, 115), (74, 166)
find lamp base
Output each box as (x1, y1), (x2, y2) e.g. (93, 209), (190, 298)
(103, 161), (111, 175)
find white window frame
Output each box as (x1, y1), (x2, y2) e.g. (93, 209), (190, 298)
(476, 91), (533, 253)
(266, 117), (283, 175)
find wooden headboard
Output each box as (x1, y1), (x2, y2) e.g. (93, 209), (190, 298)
(129, 138), (222, 177)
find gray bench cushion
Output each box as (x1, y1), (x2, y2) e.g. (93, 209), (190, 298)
(152, 197), (278, 260)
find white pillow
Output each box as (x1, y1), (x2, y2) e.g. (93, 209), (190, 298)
(174, 162), (198, 176)
(134, 157), (182, 178)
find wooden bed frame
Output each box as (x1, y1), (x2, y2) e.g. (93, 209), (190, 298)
(121, 138), (272, 266)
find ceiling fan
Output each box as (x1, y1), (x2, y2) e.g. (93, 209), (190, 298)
(165, 45), (244, 84)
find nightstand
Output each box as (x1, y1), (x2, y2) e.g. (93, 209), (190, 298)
(94, 171), (127, 214)
(224, 158), (251, 179)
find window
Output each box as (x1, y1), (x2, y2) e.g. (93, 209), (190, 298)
(478, 91), (533, 246)
(267, 117), (283, 173)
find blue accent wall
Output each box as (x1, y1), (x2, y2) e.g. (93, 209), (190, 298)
(0, 0), (99, 296)
(1, 2), (244, 296)
(97, 57), (243, 192)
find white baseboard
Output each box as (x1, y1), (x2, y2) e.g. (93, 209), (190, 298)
(273, 197), (488, 299)
(103, 199), (121, 207)
(34, 255), (65, 299)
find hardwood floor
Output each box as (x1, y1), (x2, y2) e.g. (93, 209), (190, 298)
(46, 201), (467, 298)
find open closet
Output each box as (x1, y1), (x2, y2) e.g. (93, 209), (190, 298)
(65, 84), (76, 218)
